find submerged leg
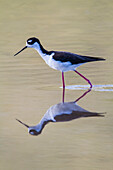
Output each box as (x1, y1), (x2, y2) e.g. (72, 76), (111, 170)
(74, 70), (92, 88)
(62, 72), (65, 103)
(75, 88), (91, 103)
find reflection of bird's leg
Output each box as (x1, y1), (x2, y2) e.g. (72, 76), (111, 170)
(74, 70), (92, 88)
(75, 88), (92, 103)
(62, 72), (65, 103)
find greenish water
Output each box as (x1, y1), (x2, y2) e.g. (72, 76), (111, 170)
(0, 0), (113, 170)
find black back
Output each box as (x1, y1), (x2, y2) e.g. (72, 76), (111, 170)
(53, 51), (105, 65)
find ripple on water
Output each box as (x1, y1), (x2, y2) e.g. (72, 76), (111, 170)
(64, 84), (113, 92)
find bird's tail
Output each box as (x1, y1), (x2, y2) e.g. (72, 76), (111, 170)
(82, 55), (106, 62)
(83, 112), (106, 117)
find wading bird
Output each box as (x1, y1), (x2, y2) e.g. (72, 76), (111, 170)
(14, 37), (105, 102)
(16, 90), (105, 136)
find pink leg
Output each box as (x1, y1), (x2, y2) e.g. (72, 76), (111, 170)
(74, 70), (92, 88)
(62, 72), (65, 103)
(75, 88), (91, 103)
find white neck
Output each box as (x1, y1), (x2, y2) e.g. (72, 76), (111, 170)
(33, 117), (48, 134)
(34, 43), (46, 57)
(32, 43), (54, 66)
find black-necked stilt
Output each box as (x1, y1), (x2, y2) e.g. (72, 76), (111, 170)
(16, 99), (104, 136)
(14, 37), (105, 102)
(16, 90), (105, 136)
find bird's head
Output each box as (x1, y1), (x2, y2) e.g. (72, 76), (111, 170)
(16, 119), (41, 136)
(14, 37), (40, 56)
(26, 37), (40, 48)
(29, 128), (41, 136)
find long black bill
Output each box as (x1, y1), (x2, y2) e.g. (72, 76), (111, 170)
(16, 118), (29, 128)
(14, 46), (27, 56)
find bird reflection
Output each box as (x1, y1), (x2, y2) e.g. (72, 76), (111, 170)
(16, 89), (104, 136)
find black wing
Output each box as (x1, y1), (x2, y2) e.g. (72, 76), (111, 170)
(54, 111), (105, 122)
(52, 51), (105, 65)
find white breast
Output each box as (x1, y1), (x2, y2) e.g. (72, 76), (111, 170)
(48, 55), (84, 72)
(39, 51), (83, 72)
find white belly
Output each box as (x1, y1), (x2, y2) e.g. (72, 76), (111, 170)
(41, 53), (83, 72)
(48, 56), (83, 72)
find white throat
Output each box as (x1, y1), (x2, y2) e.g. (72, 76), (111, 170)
(30, 43), (55, 66)
(34, 43), (46, 57)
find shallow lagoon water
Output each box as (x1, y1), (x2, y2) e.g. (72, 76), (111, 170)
(65, 84), (113, 91)
(0, 0), (113, 170)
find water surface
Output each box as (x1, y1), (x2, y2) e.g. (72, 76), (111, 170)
(0, 0), (113, 170)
